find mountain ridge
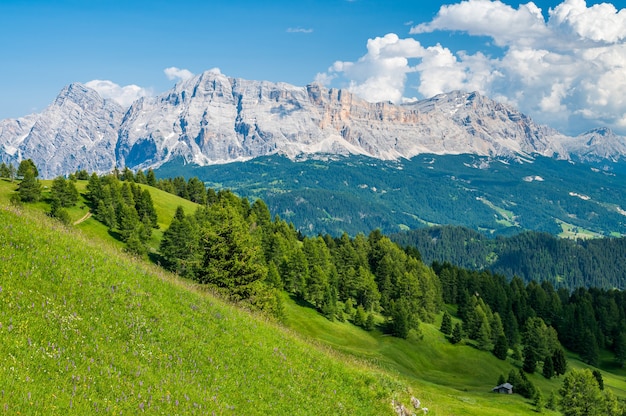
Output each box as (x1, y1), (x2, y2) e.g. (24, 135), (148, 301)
(1, 70), (625, 178)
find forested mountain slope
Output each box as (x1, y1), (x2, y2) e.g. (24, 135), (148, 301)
(391, 226), (626, 290)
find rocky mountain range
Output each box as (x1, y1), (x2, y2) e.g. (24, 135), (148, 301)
(1, 70), (625, 178)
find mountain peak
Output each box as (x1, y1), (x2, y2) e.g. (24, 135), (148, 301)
(2, 71), (626, 177)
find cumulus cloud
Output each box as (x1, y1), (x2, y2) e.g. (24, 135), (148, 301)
(164, 67), (195, 82)
(321, 0), (626, 134)
(85, 80), (151, 108)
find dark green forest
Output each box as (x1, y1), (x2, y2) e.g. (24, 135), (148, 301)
(155, 154), (626, 237)
(391, 225), (626, 290)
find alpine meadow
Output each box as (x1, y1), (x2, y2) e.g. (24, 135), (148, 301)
(3, 1), (626, 414)
(2, 161), (626, 415)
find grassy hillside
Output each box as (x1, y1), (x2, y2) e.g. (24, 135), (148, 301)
(0, 204), (407, 414)
(2, 177), (624, 415)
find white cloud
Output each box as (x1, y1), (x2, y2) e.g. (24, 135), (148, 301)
(321, 0), (626, 134)
(164, 67), (195, 82)
(287, 27), (314, 34)
(85, 80), (151, 108)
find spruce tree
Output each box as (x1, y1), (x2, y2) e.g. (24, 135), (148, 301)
(17, 159), (38, 179)
(615, 332), (626, 367)
(451, 322), (463, 344)
(159, 206), (199, 277)
(580, 329), (599, 366)
(0, 162), (9, 178)
(592, 369), (604, 390)
(440, 311), (452, 335)
(17, 168), (41, 202)
(146, 168), (157, 186)
(493, 334), (508, 360)
(559, 369), (604, 416)
(86, 172), (103, 206)
(552, 348), (567, 376)
(197, 204), (267, 301)
(542, 355), (554, 379)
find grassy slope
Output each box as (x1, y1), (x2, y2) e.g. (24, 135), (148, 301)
(2, 178), (623, 415)
(0, 204), (407, 415)
(283, 299), (560, 415)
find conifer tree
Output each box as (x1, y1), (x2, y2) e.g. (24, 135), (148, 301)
(86, 172), (103, 206)
(136, 188), (158, 228)
(17, 159), (38, 179)
(187, 177), (207, 204)
(614, 332), (626, 367)
(146, 168), (157, 186)
(50, 176), (78, 213)
(559, 369), (604, 416)
(493, 333), (508, 360)
(582, 329), (600, 366)
(451, 322), (463, 344)
(542, 355), (554, 379)
(197, 204), (267, 301)
(135, 169), (147, 184)
(17, 168), (41, 202)
(552, 348), (567, 376)
(440, 311), (452, 335)
(0, 162), (9, 178)
(159, 206), (199, 277)
(117, 203), (139, 242)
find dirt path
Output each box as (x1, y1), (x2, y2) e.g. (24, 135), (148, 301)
(73, 211), (92, 225)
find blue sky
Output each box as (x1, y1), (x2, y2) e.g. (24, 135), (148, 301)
(1, 0), (625, 135)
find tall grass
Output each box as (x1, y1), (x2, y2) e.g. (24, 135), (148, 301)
(0, 205), (407, 414)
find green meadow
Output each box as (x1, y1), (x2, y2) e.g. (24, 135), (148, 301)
(0, 204), (407, 414)
(1, 177), (624, 415)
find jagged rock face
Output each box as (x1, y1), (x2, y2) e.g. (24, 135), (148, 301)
(563, 127), (626, 162)
(1, 70), (625, 177)
(116, 72), (574, 170)
(0, 83), (124, 178)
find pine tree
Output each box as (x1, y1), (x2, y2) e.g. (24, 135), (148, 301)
(615, 332), (626, 367)
(86, 173), (103, 206)
(17, 159), (38, 179)
(493, 333), (508, 360)
(0, 162), (9, 178)
(559, 369), (604, 416)
(592, 369), (604, 390)
(354, 304), (367, 327)
(135, 169), (147, 184)
(146, 168), (157, 186)
(159, 206), (199, 277)
(197, 204), (267, 301)
(552, 348), (567, 376)
(580, 328), (599, 366)
(117, 203), (139, 242)
(542, 355), (554, 379)
(307, 265), (328, 308)
(451, 322), (463, 344)
(17, 168), (41, 202)
(136, 189), (158, 228)
(50, 176), (78, 213)
(477, 315), (492, 350)
(365, 313), (375, 331)
(187, 177), (207, 204)
(440, 311), (452, 335)
(390, 299), (410, 339)
(533, 390), (544, 413)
